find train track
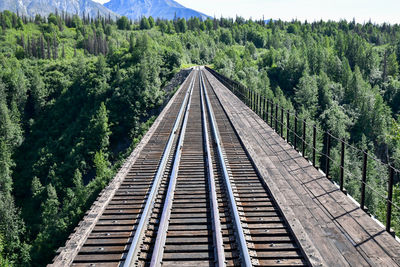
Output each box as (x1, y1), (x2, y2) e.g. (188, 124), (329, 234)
(54, 67), (309, 267)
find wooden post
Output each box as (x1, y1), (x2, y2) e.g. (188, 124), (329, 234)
(251, 90), (254, 111)
(280, 107), (284, 137)
(254, 92), (257, 113)
(312, 125), (316, 167)
(326, 133), (331, 179)
(249, 89), (253, 110)
(302, 120), (306, 157)
(255, 91), (257, 113)
(286, 110), (290, 141)
(275, 103), (278, 131)
(255, 92), (258, 114)
(249, 90), (252, 109)
(254, 91), (256, 112)
(360, 151), (368, 211)
(340, 140), (345, 192)
(294, 112), (298, 150)
(386, 166), (394, 235)
(248, 88), (250, 106)
(270, 100), (274, 126)
(263, 97), (266, 121)
(253, 91), (256, 112)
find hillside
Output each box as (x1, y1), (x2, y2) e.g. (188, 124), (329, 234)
(0, 11), (399, 266)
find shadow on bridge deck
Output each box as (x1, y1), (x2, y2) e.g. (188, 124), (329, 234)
(204, 69), (400, 267)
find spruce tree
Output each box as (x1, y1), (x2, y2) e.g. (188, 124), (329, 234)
(85, 102), (111, 156)
(140, 17), (150, 30)
(294, 73), (319, 116)
(387, 52), (399, 78)
(40, 35), (45, 59)
(52, 34), (58, 59)
(47, 40), (51, 59)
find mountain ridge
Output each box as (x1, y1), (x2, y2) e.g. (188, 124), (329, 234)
(104, 0), (210, 20)
(0, 0), (209, 21)
(0, 0), (118, 19)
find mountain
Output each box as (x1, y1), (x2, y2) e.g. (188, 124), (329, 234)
(0, 0), (118, 19)
(104, 0), (210, 20)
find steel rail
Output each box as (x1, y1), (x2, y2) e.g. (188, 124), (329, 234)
(201, 69), (253, 267)
(149, 69), (196, 267)
(123, 70), (196, 267)
(199, 70), (226, 267)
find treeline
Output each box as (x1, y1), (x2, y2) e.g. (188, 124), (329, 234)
(0, 9), (400, 266)
(212, 18), (400, 164)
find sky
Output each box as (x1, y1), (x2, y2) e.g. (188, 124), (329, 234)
(93, 0), (400, 24)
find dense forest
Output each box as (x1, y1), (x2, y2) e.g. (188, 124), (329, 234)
(0, 10), (399, 266)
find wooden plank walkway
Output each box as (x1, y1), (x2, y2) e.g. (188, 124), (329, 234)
(204, 69), (400, 267)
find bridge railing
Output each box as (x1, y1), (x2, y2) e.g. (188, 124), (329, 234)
(206, 66), (399, 237)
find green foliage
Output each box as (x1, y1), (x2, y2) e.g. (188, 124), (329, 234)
(294, 73), (319, 116)
(86, 102), (111, 155)
(220, 29), (233, 45)
(0, 234), (11, 267)
(0, 140), (12, 195)
(117, 16), (130, 30)
(1, 10), (400, 266)
(0, 10), (197, 265)
(175, 18), (188, 33)
(93, 151), (112, 187)
(148, 16), (155, 28)
(387, 52), (399, 78)
(320, 102), (351, 140)
(392, 185), (400, 233)
(212, 17), (400, 239)
(0, 193), (30, 266)
(140, 17), (151, 30)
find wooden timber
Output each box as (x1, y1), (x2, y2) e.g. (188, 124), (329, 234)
(204, 69), (400, 267)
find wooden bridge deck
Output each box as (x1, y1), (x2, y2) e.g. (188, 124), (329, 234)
(204, 70), (400, 266)
(52, 68), (400, 267)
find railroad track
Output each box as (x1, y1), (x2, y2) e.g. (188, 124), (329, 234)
(53, 67), (309, 267)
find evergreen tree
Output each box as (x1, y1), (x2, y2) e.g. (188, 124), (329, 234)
(0, 101), (23, 147)
(294, 73), (319, 116)
(176, 18), (187, 33)
(85, 102), (111, 155)
(32, 184), (64, 264)
(140, 17), (151, 30)
(92, 150), (111, 188)
(0, 140), (12, 197)
(347, 66), (369, 106)
(52, 34), (58, 59)
(39, 35), (45, 59)
(30, 71), (46, 114)
(320, 102), (351, 139)
(47, 39), (51, 59)
(387, 52), (399, 78)
(117, 16), (129, 30)
(148, 16), (155, 28)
